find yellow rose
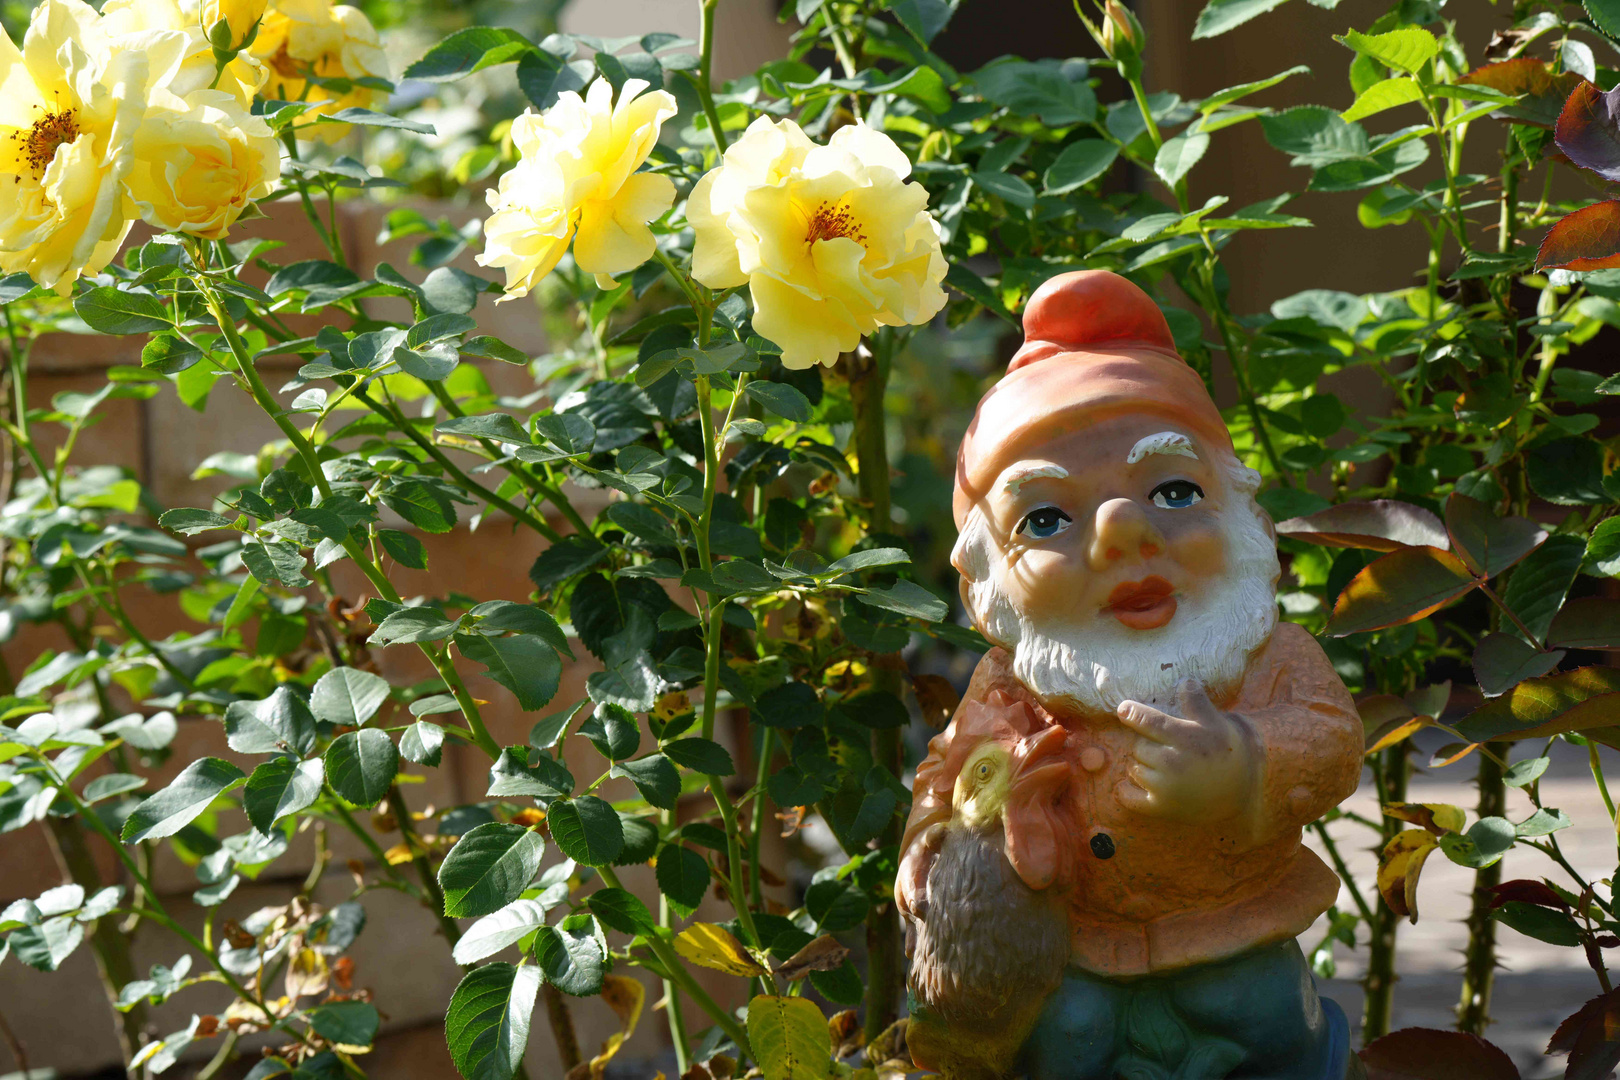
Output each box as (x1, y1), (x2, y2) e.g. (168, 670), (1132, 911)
(688, 117), (948, 369)
(202, 0), (268, 51)
(126, 89), (281, 239)
(250, 0), (391, 142)
(477, 77), (678, 301)
(101, 0), (267, 108)
(0, 0), (189, 293)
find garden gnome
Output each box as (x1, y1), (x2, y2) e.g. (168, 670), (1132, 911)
(898, 270), (1363, 1080)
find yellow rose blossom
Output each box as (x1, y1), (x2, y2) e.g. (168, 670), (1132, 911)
(249, 0), (390, 142)
(688, 116), (948, 369)
(0, 0), (188, 293)
(478, 77), (678, 301)
(100, 0), (267, 108)
(202, 0), (268, 51)
(126, 89), (280, 239)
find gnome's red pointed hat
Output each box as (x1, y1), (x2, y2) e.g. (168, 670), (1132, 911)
(952, 270), (1233, 527)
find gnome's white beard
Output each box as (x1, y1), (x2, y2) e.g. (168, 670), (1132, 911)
(956, 461), (1281, 716)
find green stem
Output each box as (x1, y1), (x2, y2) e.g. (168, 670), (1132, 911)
(1311, 819), (1375, 925)
(198, 278), (502, 761)
(598, 865), (753, 1058)
(385, 785), (465, 953)
(748, 728), (772, 910)
(1457, 743), (1507, 1035)
(1363, 744), (1409, 1041)
(50, 772), (313, 1049)
(357, 388), (562, 542)
(693, 0), (728, 155)
(660, 807), (692, 1075)
(45, 817), (146, 1074)
(425, 382), (591, 537)
(2, 307), (52, 498)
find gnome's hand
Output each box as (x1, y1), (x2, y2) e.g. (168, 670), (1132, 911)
(1115, 679), (1258, 822)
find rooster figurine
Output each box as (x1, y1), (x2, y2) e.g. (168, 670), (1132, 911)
(899, 690), (1076, 1080)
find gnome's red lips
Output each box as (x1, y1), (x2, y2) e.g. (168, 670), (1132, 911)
(1105, 576), (1177, 630)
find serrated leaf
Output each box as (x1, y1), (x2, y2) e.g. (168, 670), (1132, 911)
(1337, 27), (1440, 74)
(74, 287), (170, 335)
(613, 754), (679, 809)
(858, 580), (948, 621)
(244, 757), (324, 833)
(445, 962), (541, 1080)
(676, 923), (767, 976)
(744, 380), (813, 422)
(439, 823), (546, 918)
(1341, 77), (1423, 122)
(400, 721), (445, 767)
(661, 737), (735, 776)
(453, 899), (554, 964)
(586, 888), (657, 936)
(121, 758), (245, 842)
(324, 729), (398, 808)
(748, 995), (832, 1080)
(655, 843), (710, 910)
(533, 920), (605, 996)
(1043, 139), (1119, 194)
(547, 796), (624, 866)
(457, 633), (562, 711)
(308, 1000), (379, 1048)
(310, 667), (391, 727)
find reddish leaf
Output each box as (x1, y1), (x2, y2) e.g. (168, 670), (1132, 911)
(1557, 79), (1620, 180)
(1460, 58), (1584, 127)
(1325, 546), (1478, 637)
(1360, 1028), (1520, 1080)
(1536, 201), (1620, 271)
(1453, 666), (1620, 743)
(1472, 632), (1565, 696)
(1275, 499), (1449, 552)
(1443, 493), (1546, 577)
(1489, 879), (1570, 911)
(1549, 597), (1620, 649)
(1549, 989), (1620, 1080)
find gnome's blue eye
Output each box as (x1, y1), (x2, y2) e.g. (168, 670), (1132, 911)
(1018, 506), (1072, 538)
(1151, 480), (1204, 509)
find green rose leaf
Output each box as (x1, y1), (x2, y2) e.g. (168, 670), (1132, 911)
(445, 962), (541, 1080)
(121, 758), (245, 843)
(439, 822), (546, 918)
(324, 729), (399, 808)
(547, 796), (624, 866)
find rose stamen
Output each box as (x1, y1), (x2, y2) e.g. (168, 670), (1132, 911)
(806, 202), (866, 246)
(11, 107), (79, 179)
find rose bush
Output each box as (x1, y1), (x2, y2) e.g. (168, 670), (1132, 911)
(8, 0), (1620, 1077)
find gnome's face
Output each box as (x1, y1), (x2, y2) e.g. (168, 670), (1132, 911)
(973, 412), (1230, 633)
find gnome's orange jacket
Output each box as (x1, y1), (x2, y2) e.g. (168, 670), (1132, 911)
(901, 622), (1362, 978)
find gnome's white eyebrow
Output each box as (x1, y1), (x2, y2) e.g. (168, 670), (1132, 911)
(1127, 431), (1199, 465)
(1000, 463), (1068, 495)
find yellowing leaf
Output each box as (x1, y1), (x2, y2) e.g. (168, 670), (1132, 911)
(747, 995), (832, 1080)
(1367, 716), (1430, 754)
(383, 842), (415, 865)
(1385, 802), (1467, 835)
(1378, 828), (1440, 923)
(653, 691), (694, 723)
(675, 923), (768, 977)
(284, 946), (329, 1000)
(600, 974), (644, 1035)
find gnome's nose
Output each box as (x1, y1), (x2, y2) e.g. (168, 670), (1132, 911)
(1088, 498), (1165, 569)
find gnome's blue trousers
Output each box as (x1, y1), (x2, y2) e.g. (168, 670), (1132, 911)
(1021, 939), (1350, 1080)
